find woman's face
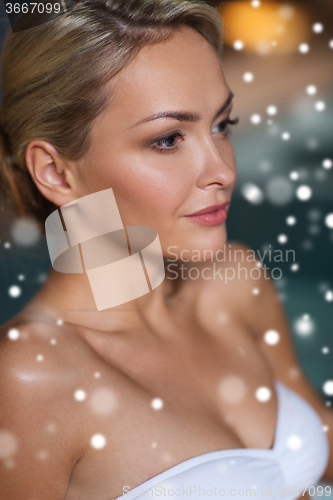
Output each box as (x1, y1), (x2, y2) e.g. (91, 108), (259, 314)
(79, 26), (237, 261)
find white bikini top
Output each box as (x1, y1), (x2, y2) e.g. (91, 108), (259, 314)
(114, 380), (329, 500)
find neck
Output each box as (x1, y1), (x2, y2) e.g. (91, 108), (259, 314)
(24, 258), (192, 334)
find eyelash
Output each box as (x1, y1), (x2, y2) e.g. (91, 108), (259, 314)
(150, 116), (240, 155)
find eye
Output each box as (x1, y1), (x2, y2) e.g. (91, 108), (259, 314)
(212, 116), (240, 136)
(150, 131), (185, 154)
(159, 135), (178, 148)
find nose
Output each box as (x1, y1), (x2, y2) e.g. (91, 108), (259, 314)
(195, 134), (236, 190)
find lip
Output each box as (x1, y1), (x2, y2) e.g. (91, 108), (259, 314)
(185, 201), (230, 217)
(184, 201), (231, 227)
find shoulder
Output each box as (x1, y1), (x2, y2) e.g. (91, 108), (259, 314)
(0, 318), (90, 458)
(0, 317), (87, 387)
(194, 240), (281, 330)
(0, 318), (93, 496)
(196, 240), (268, 298)
(0, 315), (124, 435)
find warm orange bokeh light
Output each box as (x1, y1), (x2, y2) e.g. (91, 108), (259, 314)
(219, 1), (311, 55)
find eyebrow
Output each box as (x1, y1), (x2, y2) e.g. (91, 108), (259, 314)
(130, 90), (235, 128)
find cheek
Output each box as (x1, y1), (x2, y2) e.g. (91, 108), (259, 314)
(91, 154), (192, 217)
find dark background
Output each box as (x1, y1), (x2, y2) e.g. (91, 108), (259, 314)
(0, 0), (332, 418)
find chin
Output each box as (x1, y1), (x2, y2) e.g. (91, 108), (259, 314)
(162, 225), (228, 263)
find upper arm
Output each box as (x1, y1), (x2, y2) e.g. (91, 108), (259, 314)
(0, 327), (85, 499)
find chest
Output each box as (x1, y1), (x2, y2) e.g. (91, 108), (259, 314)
(65, 312), (279, 500)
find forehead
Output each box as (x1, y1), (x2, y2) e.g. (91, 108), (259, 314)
(100, 27), (229, 127)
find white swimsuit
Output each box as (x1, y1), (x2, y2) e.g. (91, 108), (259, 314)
(114, 380), (329, 500)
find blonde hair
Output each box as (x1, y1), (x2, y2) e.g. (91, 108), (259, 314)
(0, 0), (223, 224)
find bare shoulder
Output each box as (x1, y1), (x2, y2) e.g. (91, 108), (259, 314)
(195, 240), (267, 303)
(0, 317), (99, 498)
(0, 317), (92, 392)
(221, 241), (288, 338)
(194, 240), (284, 335)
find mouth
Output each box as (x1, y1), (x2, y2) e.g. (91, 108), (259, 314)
(186, 202), (231, 217)
(184, 202), (231, 226)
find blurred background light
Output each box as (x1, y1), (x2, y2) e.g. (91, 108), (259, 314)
(296, 185), (312, 201)
(241, 183), (265, 204)
(10, 217), (41, 247)
(250, 113), (262, 124)
(294, 314), (315, 336)
(265, 176), (294, 205)
(220, 1), (311, 55)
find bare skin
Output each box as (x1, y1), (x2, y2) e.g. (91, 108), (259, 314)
(0, 26), (332, 500)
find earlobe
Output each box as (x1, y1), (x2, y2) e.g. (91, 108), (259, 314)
(25, 141), (77, 208)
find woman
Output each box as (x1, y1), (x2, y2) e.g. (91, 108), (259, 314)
(0, 1), (332, 499)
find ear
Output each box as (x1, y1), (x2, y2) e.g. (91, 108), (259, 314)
(25, 141), (81, 208)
